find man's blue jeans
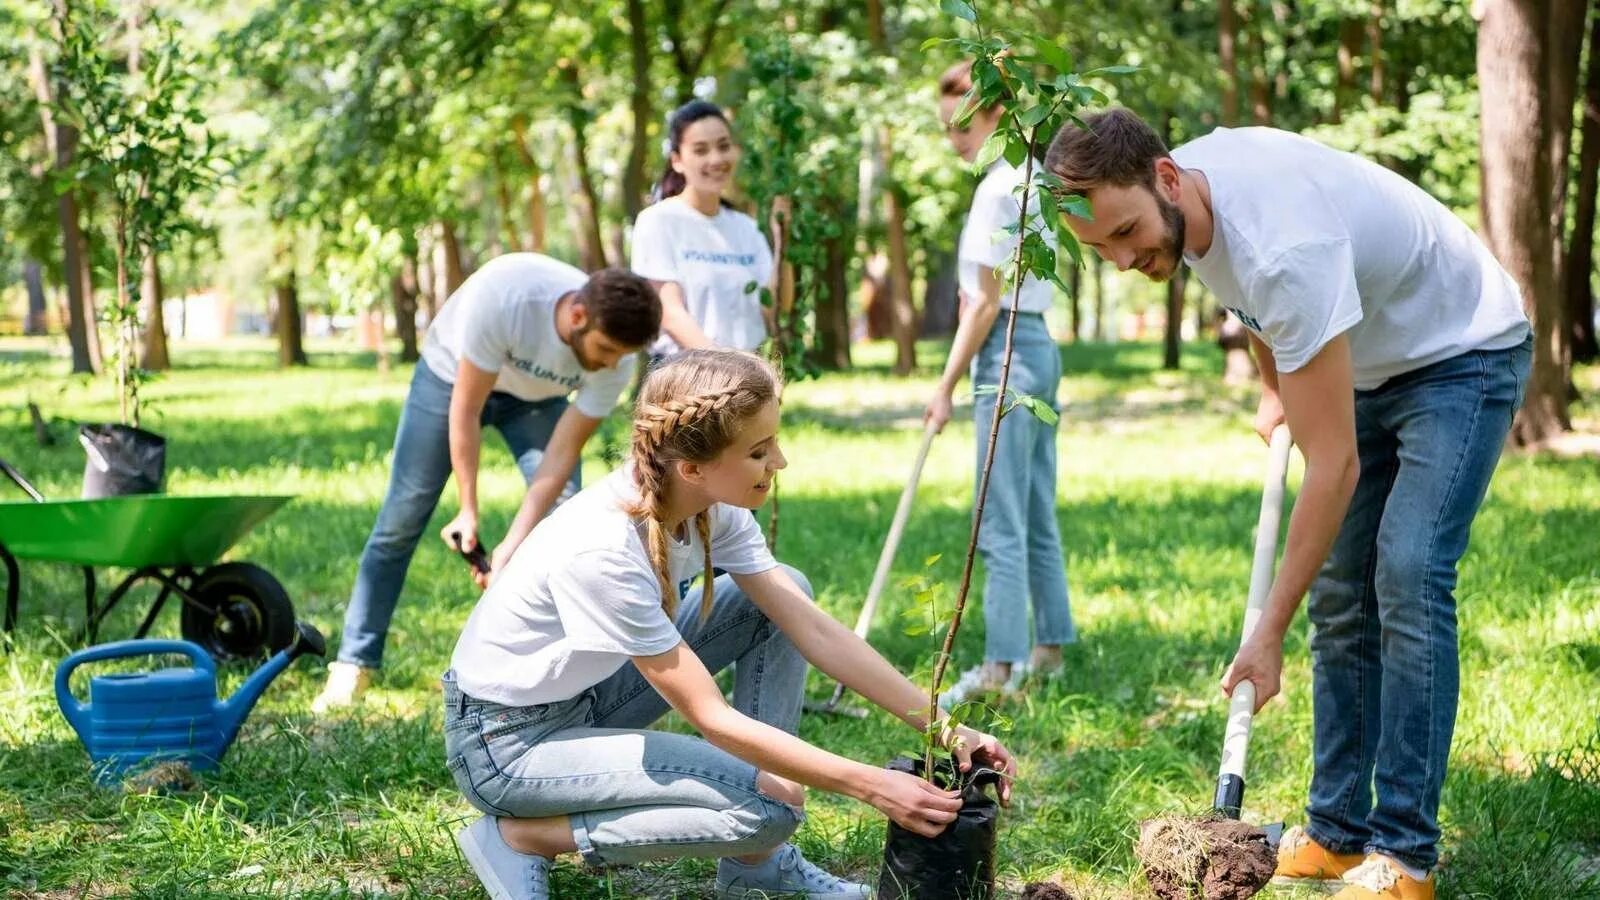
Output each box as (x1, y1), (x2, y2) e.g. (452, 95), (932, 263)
(1305, 335), (1530, 870)
(971, 312), (1076, 664)
(337, 364), (577, 668)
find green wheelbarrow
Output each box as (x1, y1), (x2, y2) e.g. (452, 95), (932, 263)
(0, 458), (297, 661)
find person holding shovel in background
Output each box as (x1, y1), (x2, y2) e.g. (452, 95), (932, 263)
(1045, 110), (1530, 899)
(311, 255), (661, 714)
(442, 349), (1015, 900)
(925, 60), (1077, 706)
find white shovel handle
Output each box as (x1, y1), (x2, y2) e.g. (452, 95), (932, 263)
(1219, 424), (1293, 782)
(851, 422), (939, 638)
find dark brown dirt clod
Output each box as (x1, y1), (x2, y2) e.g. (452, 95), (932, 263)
(1136, 816), (1275, 900)
(1020, 883), (1076, 900)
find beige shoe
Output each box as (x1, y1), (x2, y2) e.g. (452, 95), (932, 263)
(310, 661), (372, 714)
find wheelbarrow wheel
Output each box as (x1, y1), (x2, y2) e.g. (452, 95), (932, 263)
(181, 562), (294, 661)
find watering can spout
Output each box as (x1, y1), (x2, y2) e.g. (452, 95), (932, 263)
(215, 622), (325, 746)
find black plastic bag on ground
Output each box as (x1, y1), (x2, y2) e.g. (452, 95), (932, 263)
(79, 423), (166, 498)
(877, 756), (1002, 900)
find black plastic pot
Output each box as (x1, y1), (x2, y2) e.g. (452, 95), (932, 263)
(877, 756), (1003, 900)
(79, 423), (166, 498)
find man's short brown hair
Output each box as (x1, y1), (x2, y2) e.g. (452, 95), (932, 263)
(1043, 107), (1172, 194)
(578, 268), (661, 348)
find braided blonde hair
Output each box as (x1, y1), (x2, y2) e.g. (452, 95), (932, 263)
(629, 349), (780, 621)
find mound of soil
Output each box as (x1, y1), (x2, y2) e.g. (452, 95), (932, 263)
(1136, 816), (1274, 900)
(1020, 883), (1076, 900)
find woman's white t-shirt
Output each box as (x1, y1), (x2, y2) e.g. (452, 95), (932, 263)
(958, 160), (1056, 315)
(630, 198), (775, 355)
(450, 468), (778, 707)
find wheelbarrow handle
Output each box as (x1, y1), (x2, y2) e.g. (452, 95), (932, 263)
(450, 532), (491, 576)
(55, 639), (215, 733)
(1215, 424), (1292, 818)
(0, 458), (44, 502)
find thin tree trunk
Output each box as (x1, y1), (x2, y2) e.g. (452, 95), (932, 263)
(1477, 0), (1569, 445)
(32, 37), (100, 374)
(495, 168), (519, 253)
(624, 0), (653, 226)
(1248, 8), (1272, 124)
(815, 201), (853, 371)
(436, 220), (465, 298)
(139, 252), (169, 370)
(1368, 0), (1385, 103)
(1219, 0), (1240, 125)
(23, 260), (48, 335)
(511, 118), (548, 252)
(1271, 0), (1292, 106)
(1067, 263), (1082, 343)
(393, 259), (420, 363)
(1164, 270), (1186, 370)
(1548, 0), (1587, 354)
(1092, 255), (1106, 341)
(1568, 2), (1600, 364)
(274, 237), (307, 367)
(1333, 17), (1363, 123)
(560, 61), (608, 272)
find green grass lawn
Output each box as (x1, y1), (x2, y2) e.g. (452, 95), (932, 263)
(2, 335), (1597, 899)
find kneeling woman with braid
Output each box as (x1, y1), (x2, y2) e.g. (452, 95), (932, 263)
(443, 349), (1016, 900)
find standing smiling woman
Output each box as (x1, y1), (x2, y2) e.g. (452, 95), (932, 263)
(631, 100), (787, 360)
(444, 349), (1016, 900)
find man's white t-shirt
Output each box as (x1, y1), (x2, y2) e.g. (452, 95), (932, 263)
(450, 468), (778, 707)
(958, 160), (1056, 315)
(1172, 127), (1528, 390)
(630, 198), (774, 355)
(420, 253), (634, 418)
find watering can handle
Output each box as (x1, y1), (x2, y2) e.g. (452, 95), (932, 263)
(55, 640), (215, 733)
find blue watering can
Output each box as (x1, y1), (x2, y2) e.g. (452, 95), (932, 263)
(55, 622), (325, 784)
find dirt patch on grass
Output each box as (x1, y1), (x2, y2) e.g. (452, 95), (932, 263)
(1136, 816), (1274, 900)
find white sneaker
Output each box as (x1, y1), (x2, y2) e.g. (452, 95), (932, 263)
(310, 661), (372, 714)
(715, 843), (870, 899)
(938, 663), (1028, 711)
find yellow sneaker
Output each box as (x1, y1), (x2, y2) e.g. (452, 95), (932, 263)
(310, 661), (372, 714)
(1331, 855), (1435, 900)
(1272, 825), (1366, 888)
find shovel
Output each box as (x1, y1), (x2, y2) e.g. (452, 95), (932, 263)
(1213, 423), (1293, 846)
(806, 421), (939, 717)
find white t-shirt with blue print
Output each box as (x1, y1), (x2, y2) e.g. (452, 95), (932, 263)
(450, 468), (777, 707)
(630, 198), (774, 356)
(420, 253), (634, 418)
(1173, 127), (1527, 390)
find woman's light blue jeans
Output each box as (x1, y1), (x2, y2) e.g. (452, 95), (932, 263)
(971, 312), (1076, 664)
(337, 363), (576, 668)
(441, 566), (811, 866)
(1304, 335), (1531, 871)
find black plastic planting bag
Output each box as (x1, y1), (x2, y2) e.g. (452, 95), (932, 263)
(877, 756), (1002, 900)
(79, 423), (166, 498)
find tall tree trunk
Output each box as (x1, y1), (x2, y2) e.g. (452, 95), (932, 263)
(1091, 255), (1106, 341)
(559, 61), (609, 272)
(1368, 0), (1385, 103)
(274, 234), (306, 367)
(624, 0), (653, 226)
(436, 220), (465, 298)
(1219, 0), (1240, 125)
(1333, 17), (1363, 123)
(23, 260), (48, 335)
(1271, 1), (1292, 106)
(1548, 0), (1587, 350)
(920, 249), (958, 338)
(139, 252), (169, 370)
(1067, 263), (1082, 343)
(495, 168), (519, 253)
(511, 118), (547, 252)
(661, 0), (733, 103)
(815, 199), (853, 371)
(882, 149), (918, 375)
(1478, 0), (1569, 445)
(393, 259), (420, 363)
(32, 37), (100, 374)
(1163, 271), (1186, 370)
(1568, 3), (1600, 364)
(1247, 7), (1273, 124)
